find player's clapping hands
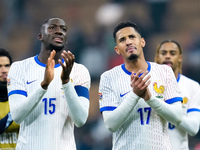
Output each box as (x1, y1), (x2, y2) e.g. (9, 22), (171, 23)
(130, 70), (151, 101)
(41, 50), (56, 89)
(59, 50), (75, 84)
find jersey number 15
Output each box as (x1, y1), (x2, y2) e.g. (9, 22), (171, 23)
(42, 98), (56, 115)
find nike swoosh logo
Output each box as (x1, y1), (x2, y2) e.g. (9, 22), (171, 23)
(26, 80), (37, 84)
(120, 91), (130, 97)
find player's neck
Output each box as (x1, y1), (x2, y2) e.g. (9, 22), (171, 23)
(38, 49), (63, 64)
(174, 69), (179, 79)
(124, 59), (148, 73)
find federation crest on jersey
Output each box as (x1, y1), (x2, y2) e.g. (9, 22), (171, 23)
(7, 78), (10, 86)
(99, 93), (103, 101)
(153, 82), (165, 98)
(182, 97), (188, 108)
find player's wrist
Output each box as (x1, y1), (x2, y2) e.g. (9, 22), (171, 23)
(126, 91), (140, 106)
(143, 94), (151, 101)
(41, 81), (49, 90)
(62, 79), (70, 84)
(129, 91), (140, 100)
(145, 95), (154, 102)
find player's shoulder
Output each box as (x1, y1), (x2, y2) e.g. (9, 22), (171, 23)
(149, 62), (173, 73)
(72, 62), (91, 78)
(101, 64), (122, 77)
(179, 74), (200, 86)
(73, 62), (88, 71)
(150, 62), (170, 69)
(10, 56), (35, 69)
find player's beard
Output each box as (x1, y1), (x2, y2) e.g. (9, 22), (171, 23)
(48, 44), (64, 52)
(128, 54), (138, 60)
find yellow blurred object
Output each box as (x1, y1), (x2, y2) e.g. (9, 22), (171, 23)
(182, 97), (188, 104)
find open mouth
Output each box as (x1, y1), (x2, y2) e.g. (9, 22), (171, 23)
(163, 61), (172, 67)
(1, 74), (7, 79)
(53, 37), (63, 43)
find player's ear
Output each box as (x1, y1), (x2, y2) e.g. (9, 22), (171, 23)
(114, 46), (120, 55)
(141, 38), (146, 48)
(178, 54), (182, 63)
(38, 33), (43, 41)
(155, 54), (160, 63)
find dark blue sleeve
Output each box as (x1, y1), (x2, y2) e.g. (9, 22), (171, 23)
(0, 112), (13, 134)
(74, 85), (89, 100)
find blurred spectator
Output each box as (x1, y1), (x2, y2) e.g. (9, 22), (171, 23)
(95, 3), (124, 27)
(75, 117), (112, 150)
(183, 31), (200, 83)
(67, 24), (86, 63)
(90, 117), (112, 150)
(79, 43), (108, 82)
(146, 0), (169, 33)
(110, 0), (133, 3)
(0, 0), (29, 47)
(0, 48), (20, 149)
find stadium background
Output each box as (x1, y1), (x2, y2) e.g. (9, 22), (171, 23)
(0, 0), (200, 149)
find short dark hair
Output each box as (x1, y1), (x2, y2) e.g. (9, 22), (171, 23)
(42, 17), (58, 25)
(155, 39), (182, 74)
(40, 17), (60, 32)
(0, 48), (12, 64)
(113, 21), (141, 42)
(157, 40), (182, 55)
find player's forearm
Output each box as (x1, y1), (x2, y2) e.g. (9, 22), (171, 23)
(9, 86), (47, 124)
(62, 82), (89, 127)
(178, 111), (200, 136)
(146, 96), (183, 126)
(102, 91), (140, 132)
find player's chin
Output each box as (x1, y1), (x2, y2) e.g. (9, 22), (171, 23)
(50, 43), (64, 52)
(128, 54), (138, 60)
